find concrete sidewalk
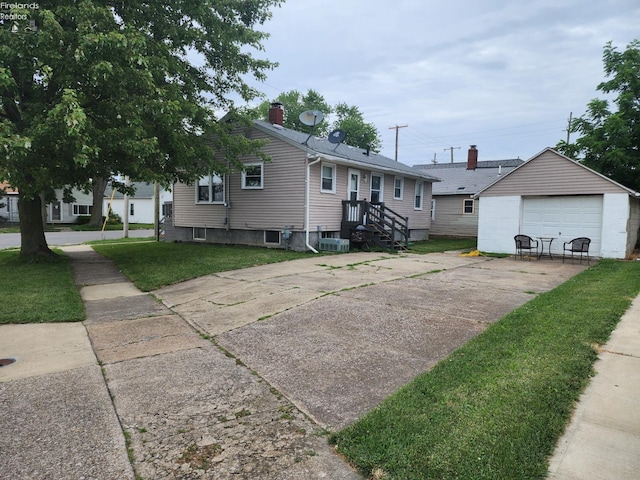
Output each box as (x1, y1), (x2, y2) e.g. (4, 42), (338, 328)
(547, 294), (640, 479)
(0, 245), (637, 479)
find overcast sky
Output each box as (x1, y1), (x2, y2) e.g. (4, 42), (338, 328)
(240, 0), (639, 165)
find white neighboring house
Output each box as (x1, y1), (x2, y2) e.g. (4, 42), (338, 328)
(476, 148), (640, 259)
(105, 182), (172, 224)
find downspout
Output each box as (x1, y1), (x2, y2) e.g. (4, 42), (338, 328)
(306, 154), (321, 253)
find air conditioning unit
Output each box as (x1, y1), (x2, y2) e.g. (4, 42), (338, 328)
(318, 238), (350, 252)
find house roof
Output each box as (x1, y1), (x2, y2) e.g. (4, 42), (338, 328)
(107, 182), (156, 199)
(475, 147), (640, 198)
(252, 120), (440, 182)
(414, 159), (524, 195)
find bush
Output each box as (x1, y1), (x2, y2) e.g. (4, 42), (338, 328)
(106, 212), (122, 225)
(75, 215), (91, 225)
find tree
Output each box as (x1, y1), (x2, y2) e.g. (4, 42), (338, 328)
(0, 0), (281, 257)
(253, 89), (333, 136)
(557, 39), (640, 191)
(332, 102), (382, 152)
(251, 89), (382, 150)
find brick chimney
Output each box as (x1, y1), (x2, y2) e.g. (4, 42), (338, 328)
(268, 102), (284, 126)
(467, 145), (478, 170)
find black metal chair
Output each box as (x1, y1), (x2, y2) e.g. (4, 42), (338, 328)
(563, 237), (591, 264)
(514, 235), (539, 260)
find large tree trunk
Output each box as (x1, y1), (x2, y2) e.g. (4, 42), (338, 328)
(19, 195), (55, 258)
(88, 177), (107, 227)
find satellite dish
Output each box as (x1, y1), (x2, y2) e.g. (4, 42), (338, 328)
(328, 129), (346, 150)
(299, 110), (325, 146)
(328, 129), (346, 144)
(299, 110), (324, 127)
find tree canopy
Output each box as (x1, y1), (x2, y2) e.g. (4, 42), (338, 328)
(0, 0), (282, 256)
(252, 89), (382, 151)
(557, 39), (640, 191)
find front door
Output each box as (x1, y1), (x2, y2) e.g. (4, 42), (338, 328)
(346, 169), (361, 222)
(51, 201), (61, 221)
(348, 169), (360, 201)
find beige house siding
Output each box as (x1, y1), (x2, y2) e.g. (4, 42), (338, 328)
(174, 132), (306, 230)
(431, 195), (478, 236)
(307, 166), (432, 232)
(628, 197), (640, 255)
(481, 150), (629, 197)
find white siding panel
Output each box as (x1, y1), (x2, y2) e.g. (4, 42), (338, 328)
(477, 196), (521, 253)
(601, 193), (631, 259)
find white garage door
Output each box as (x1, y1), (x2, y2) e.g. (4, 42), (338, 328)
(522, 196), (602, 256)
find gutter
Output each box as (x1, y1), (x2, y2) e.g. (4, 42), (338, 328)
(305, 153), (321, 253)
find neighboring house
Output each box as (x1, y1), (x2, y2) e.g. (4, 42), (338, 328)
(1, 182), (171, 225)
(168, 104), (440, 251)
(476, 147), (640, 259)
(415, 146), (523, 237)
(105, 182), (172, 224)
(0, 182), (19, 223)
(47, 188), (94, 223)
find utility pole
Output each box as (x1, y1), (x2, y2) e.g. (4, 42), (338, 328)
(431, 153), (437, 164)
(388, 124), (408, 161)
(444, 146), (460, 163)
(565, 112), (573, 144)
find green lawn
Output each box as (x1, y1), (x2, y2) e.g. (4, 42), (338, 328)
(0, 250), (85, 324)
(330, 259), (640, 480)
(409, 237), (477, 254)
(91, 242), (321, 291)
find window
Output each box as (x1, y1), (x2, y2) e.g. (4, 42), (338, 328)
(370, 173), (383, 203)
(73, 204), (93, 216)
(193, 227), (206, 240)
(463, 199), (475, 214)
(264, 230), (281, 244)
(394, 177), (404, 200)
(242, 162), (263, 189)
(130, 203), (135, 216)
(431, 199), (436, 221)
(321, 163), (336, 193)
(196, 174), (224, 203)
(414, 181), (423, 210)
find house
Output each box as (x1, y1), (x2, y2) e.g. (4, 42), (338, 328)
(415, 146), (523, 237)
(0, 182), (19, 224)
(48, 188), (94, 223)
(476, 147), (640, 259)
(167, 104), (440, 251)
(0, 184), (94, 224)
(104, 182), (172, 224)
(1, 182), (170, 225)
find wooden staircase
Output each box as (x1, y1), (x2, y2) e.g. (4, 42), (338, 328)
(341, 200), (409, 251)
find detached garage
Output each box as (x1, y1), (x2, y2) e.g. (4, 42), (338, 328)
(476, 148), (640, 259)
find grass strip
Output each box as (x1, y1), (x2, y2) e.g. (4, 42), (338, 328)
(0, 250), (85, 324)
(409, 237), (477, 254)
(330, 259), (640, 480)
(91, 242), (320, 291)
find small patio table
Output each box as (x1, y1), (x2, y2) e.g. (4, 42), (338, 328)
(538, 237), (556, 260)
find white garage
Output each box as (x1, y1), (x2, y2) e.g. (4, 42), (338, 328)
(476, 148), (640, 259)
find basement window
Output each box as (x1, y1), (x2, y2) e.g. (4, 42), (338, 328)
(264, 230), (281, 244)
(193, 227), (206, 241)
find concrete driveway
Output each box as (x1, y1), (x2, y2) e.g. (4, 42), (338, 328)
(156, 252), (586, 430)
(1, 249), (588, 480)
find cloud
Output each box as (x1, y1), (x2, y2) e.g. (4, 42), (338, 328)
(240, 0), (639, 163)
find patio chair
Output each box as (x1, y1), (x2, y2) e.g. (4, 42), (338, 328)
(563, 237), (591, 264)
(514, 235), (539, 260)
